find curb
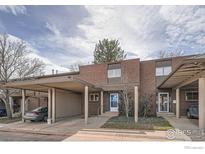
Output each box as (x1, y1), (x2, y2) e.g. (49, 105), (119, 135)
(0, 127), (73, 137)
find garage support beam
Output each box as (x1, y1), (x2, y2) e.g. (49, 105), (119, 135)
(84, 86), (88, 124)
(52, 88), (56, 123)
(176, 88), (180, 119)
(21, 89), (26, 122)
(199, 78), (205, 129)
(100, 91), (103, 115)
(47, 88), (52, 124)
(134, 86), (139, 122)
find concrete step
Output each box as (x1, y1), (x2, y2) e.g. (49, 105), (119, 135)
(157, 112), (175, 117)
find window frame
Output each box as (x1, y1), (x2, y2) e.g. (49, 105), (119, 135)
(89, 93), (100, 102)
(107, 68), (121, 78)
(156, 66), (172, 76)
(185, 91), (198, 101)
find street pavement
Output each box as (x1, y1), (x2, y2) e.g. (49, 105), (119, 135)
(0, 131), (69, 141)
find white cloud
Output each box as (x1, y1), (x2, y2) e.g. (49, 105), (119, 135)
(159, 6), (205, 48)
(0, 5), (26, 16)
(43, 6), (166, 62)
(6, 34), (70, 74)
(37, 6), (205, 65)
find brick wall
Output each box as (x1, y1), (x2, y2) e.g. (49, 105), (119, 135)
(79, 63), (107, 85)
(79, 59), (140, 86)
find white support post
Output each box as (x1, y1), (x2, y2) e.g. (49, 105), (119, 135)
(52, 88), (56, 123)
(100, 91), (103, 115)
(199, 78), (205, 129)
(176, 88), (180, 119)
(21, 89), (26, 122)
(134, 86), (139, 122)
(47, 88), (52, 124)
(84, 86), (88, 124)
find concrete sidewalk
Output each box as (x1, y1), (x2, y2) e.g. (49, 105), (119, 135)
(64, 128), (189, 141)
(0, 112), (117, 136)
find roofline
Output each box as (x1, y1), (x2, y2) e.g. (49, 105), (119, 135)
(7, 71), (80, 83)
(140, 54), (197, 63)
(157, 56), (205, 89)
(80, 58), (140, 68)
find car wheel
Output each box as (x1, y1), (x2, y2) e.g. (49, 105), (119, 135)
(187, 111), (192, 119)
(43, 116), (48, 122)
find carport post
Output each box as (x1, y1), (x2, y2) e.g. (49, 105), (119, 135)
(21, 89), (26, 122)
(100, 91), (103, 115)
(134, 86), (139, 123)
(84, 86), (88, 124)
(176, 88), (180, 119)
(52, 88), (56, 123)
(199, 78), (205, 129)
(47, 88), (52, 124)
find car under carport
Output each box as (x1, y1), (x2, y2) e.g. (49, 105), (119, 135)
(3, 72), (103, 125)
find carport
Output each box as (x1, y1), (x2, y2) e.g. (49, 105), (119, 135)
(158, 54), (205, 129)
(4, 73), (103, 125)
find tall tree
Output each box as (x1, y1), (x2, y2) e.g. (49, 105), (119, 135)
(94, 38), (126, 64)
(0, 34), (45, 118)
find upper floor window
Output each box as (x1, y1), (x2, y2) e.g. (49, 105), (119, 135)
(108, 69), (121, 78)
(185, 91), (198, 101)
(89, 93), (99, 101)
(156, 66), (172, 76)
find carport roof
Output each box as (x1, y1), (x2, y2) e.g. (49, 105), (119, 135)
(2, 73), (102, 93)
(158, 54), (205, 89)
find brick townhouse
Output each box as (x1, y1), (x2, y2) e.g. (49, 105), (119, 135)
(1, 54), (205, 129)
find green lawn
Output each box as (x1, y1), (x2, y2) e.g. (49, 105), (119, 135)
(101, 116), (173, 131)
(0, 117), (21, 124)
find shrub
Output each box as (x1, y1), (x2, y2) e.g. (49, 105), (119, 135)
(139, 93), (154, 117)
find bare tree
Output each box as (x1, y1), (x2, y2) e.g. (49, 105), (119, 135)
(69, 63), (80, 72)
(68, 61), (84, 72)
(158, 49), (184, 58)
(0, 34), (45, 118)
(119, 86), (133, 118)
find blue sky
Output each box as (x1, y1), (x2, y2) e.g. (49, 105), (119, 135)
(0, 5), (205, 70)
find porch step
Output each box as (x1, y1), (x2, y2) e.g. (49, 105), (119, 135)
(157, 112), (175, 117)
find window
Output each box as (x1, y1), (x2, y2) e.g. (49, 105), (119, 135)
(89, 93), (99, 101)
(185, 91), (198, 101)
(156, 66), (172, 76)
(108, 69), (121, 78)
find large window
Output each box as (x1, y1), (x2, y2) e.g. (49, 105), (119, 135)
(108, 69), (121, 78)
(185, 91), (198, 101)
(156, 66), (172, 76)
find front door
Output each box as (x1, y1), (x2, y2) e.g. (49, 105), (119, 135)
(110, 93), (118, 112)
(158, 92), (169, 112)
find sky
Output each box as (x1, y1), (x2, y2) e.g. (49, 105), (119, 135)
(0, 5), (205, 73)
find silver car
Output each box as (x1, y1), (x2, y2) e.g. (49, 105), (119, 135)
(24, 107), (48, 122)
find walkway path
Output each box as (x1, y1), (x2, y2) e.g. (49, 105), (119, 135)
(162, 115), (205, 141)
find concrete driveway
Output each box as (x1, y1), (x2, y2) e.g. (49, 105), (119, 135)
(162, 115), (205, 141)
(0, 112), (117, 137)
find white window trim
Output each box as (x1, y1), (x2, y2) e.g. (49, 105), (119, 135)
(185, 91), (198, 101)
(156, 66), (172, 76)
(89, 93), (99, 102)
(108, 68), (121, 78)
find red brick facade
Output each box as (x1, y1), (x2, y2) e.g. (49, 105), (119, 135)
(8, 55), (196, 117)
(78, 55), (195, 116)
